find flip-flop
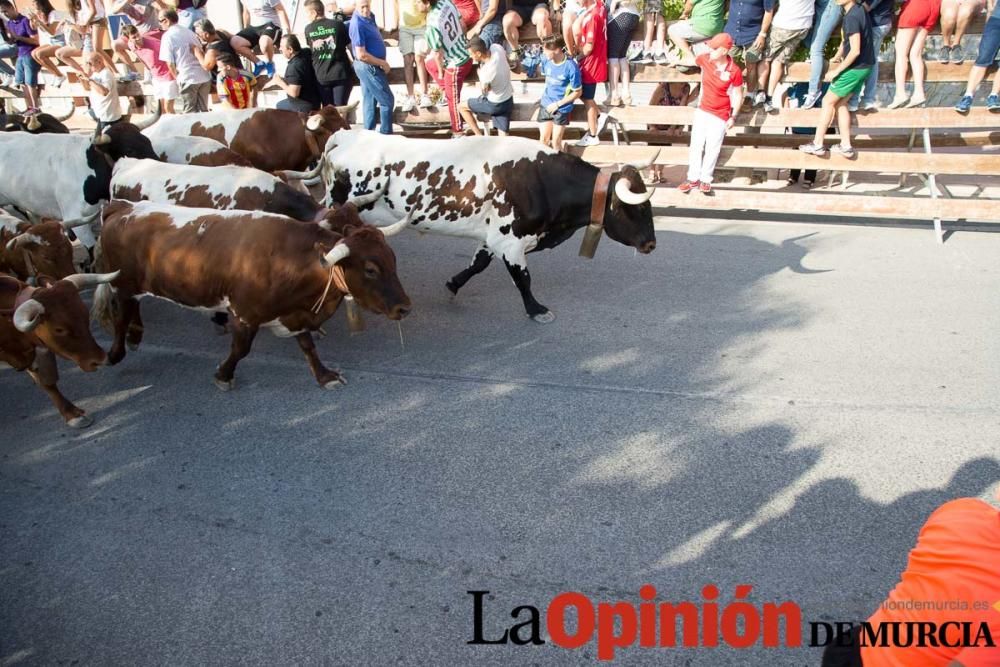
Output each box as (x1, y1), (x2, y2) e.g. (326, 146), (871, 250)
(905, 98), (927, 108)
(886, 97), (909, 109)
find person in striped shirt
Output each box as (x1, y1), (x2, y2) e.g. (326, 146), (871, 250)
(420, 0), (473, 135)
(215, 53), (258, 109)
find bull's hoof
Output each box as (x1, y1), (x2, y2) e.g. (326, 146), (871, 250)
(530, 310), (556, 324)
(445, 281), (459, 298)
(322, 375), (347, 389)
(67, 414), (93, 429)
(107, 348), (125, 365)
(214, 377), (236, 392)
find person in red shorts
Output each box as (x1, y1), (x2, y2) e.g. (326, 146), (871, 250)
(677, 32), (743, 195)
(573, 0), (609, 146)
(822, 496), (1000, 667)
(887, 0), (942, 107)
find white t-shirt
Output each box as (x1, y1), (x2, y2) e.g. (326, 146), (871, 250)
(243, 0), (282, 27)
(772, 0), (815, 31)
(479, 43), (513, 104)
(88, 68), (122, 121)
(38, 10), (68, 46)
(159, 24), (212, 85)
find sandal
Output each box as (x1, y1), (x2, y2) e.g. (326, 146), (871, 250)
(905, 97), (927, 108)
(886, 96), (909, 109)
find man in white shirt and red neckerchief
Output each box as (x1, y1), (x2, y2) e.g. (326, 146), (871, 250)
(677, 31), (743, 195)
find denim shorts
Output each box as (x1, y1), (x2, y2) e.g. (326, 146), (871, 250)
(974, 16), (1000, 68)
(15, 55), (40, 86)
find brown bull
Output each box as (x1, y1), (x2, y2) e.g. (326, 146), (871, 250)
(1, 272), (118, 428)
(1, 215), (77, 281)
(142, 106), (351, 173)
(93, 200), (411, 390)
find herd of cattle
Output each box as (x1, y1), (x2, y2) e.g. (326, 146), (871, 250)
(0, 104), (658, 428)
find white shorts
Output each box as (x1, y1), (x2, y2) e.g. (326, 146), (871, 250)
(152, 77), (179, 101)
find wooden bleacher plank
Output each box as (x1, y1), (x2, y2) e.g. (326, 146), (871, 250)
(650, 186), (999, 223)
(569, 144), (1000, 176)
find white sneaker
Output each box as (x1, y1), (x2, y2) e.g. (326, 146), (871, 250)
(576, 133), (600, 147)
(400, 95), (416, 112)
(596, 112), (610, 135)
(418, 94), (433, 108)
(753, 91), (766, 107)
(1, 73), (15, 87)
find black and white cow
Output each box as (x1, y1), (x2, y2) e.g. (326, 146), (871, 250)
(0, 124), (158, 252)
(293, 130), (657, 322)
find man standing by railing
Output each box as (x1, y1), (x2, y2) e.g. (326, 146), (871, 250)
(349, 0), (394, 133)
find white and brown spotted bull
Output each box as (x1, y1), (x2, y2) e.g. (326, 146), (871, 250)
(110, 158), (386, 227)
(1, 271), (119, 427)
(92, 201), (411, 390)
(290, 131), (658, 323)
(141, 105), (351, 173)
(1, 211), (77, 281)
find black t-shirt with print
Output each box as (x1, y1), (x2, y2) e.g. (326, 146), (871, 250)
(304, 17), (351, 84)
(284, 49), (323, 109)
(842, 3), (875, 70)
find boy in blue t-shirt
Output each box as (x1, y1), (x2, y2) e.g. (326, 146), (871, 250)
(537, 35), (582, 152)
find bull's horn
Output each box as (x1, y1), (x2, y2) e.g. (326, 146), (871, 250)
(13, 298), (45, 332)
(305, 114), (324, 132)
(281, 157), (325, 181)
(379, 210), (413, 238)
(348, 182), (387, 208)
(304, 175), (323, 187)
(63, 270), (120, 291)
(130, 99), (162, 130)
(5, 233), (31, 251)
(322, 242), (350, 266)
(625, 149), (661, 171)
(614, 177), (654, 206)
(334, 100), (359, 118)
(54, 106), (75, 122)
(26, 115), (41, 131)
(93, 133), (112, 146)
(60, 209), (101, 229)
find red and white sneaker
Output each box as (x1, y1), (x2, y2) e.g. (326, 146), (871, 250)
(699, 181), (712, 194)
(677, 180), (699, 193)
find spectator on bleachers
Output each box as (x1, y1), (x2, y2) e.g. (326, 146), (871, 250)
(192, 19), (240, 76)
(606, 0), (639, 104)
(81, 0), (116, 71)
(799, 0), (874, 157)
(754, 0), (812, 112)
(232, 0), (289, 77)
(273, 34), (322, 111)
(28, 0), (68, 86)
(215, 52), (257, 108)
(56, 0), (116, 77)
(556, 0), (584, 56)
(783, 81), (828, 187)
(668, 0), (725, 66)
(537, 34), (581, 150)
(634, 0), (667, 63)
(304, 0), (353, 106)
(453, 0), (482, 28)
(1, 0), (40, 114)
(503, 0), (553, 65)
(0, 22), (17, 87)
(466, 0), (506, 49)
(175, 0), (207, 31)
(458, 35), (514, 133)
(349, 0), (394, 133)
(121, 23), (177, 112)
(725, 0), (773, 104)
(422, 0), (473, 136)
(108, 0), (158, 82)
(159, 8), (212, 112)
(82, 49), (122, 134)
(574, 0), (609, 146)
(647, 80), (691, 182)
(396, 0), (432, 110)
(887, 0), (941, 107)
(847, 0), (894, 111)
(939, 0), (984, 62)
(954, 0), (1000, 111)
(678, 33), (742, 194)
(801, 0), (844, 108)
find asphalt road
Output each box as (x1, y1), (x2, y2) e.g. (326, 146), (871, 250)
(2, 217), (999, 666)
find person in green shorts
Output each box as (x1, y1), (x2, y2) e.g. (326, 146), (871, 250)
(667, 0), (724, 66)
(798, 0), (873, 158)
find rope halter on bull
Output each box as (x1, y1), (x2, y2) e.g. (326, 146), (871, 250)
(312, 242), (364, 333)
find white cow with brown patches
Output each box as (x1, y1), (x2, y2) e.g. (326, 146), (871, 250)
(292, 130), (657, 323)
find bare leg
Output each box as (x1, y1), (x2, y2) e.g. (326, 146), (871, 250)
(609, 59), (620, 100)
(259, 34), (275, 63)
(767, 60), (786, 97)
(503, 11), (523, 50)
(56, 45), (85, 76)
(909, 28), (930, 103)
(757, 59), (771, 95)
(458, 100), (482, 134)
(812, 90), (842, 145)
(835, 100), (852, 146)
(112, 38), (138, 73)
(403, 52), (415, 97)
(963, 64), (988, 96)
(214, 316), (258, 390)
(27, 349), (91, 427)
(230, 35), (261, 66)
(655, 17), (666, 54)
(668, 21), (695, 63)
(533, 8), (552, 39)
(33, 45), (64, 78)
(643, 14), (654, 53)
(584, 98), (598, 136)
(939, 0), (958, 47)
(446, 243), (494, 294)
(92, 24), (117, 71)
(295, 331), (344, 387)
(539, 120), (553, 147)
(621, 56), (632, 101)
(891, 28), (916, 104)
(415, 53), (429, 94)
(954, 0), (980, 48)
(562, 11), (576, 55)
(551, 123), (566, 151)
(22, 84), (39, 110)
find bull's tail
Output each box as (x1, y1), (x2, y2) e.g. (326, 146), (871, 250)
(91, 282), (119, 334)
